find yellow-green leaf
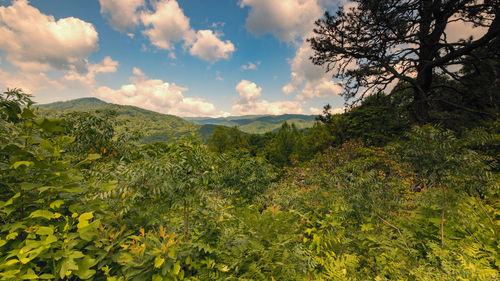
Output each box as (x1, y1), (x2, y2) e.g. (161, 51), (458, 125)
(29, 210), (54, 220)
(6, 232), (18, 240)
(173, 262), (181, 275)
(12, 161), (34, 169)
(79, 212), (93, 221)
(49, 200), (64, 209)
(21, 269), (38, 279)
(4, 259), (19, 266)
(36, 226), (54, 236)
(154, 256), (165, 268)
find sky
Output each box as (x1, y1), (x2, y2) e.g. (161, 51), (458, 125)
(0, 0), (486, 117)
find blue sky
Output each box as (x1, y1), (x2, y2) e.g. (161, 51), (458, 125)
(0, 0), (347, 116)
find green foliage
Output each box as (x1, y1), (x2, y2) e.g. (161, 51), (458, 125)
(187, 114), (316, 134)
(208, 126), (248, 153)
(1, 88), (499, 280)
(38, 98), (198, 144)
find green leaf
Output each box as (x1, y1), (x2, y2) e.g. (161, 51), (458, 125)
(21, 108), (36, 119)
(100, 181), (117, 192)
(21, 269), (38, 280)
(79, 212), (94, 221)
(4, 259), (19, 266)
(117, 253), (133, 263)
(39, 274), (55, 279)
(29, 210), (54, 220)
(173, 262), (181, 275)
(43, 234), (57, 245)
(75, 154), (101, 167)
(36, 118), (66, 133)
(154, 256), (165, 268)
(75, 256), (97, 279)
(152, 275), (163, 281)
(59, 258), (78, 279)
(67, 251), (85, 260)
(87, 154), (101, 161)
(77, 212), (93, 229)
(49, 200), (64, 209)
(11, 161), (34, 169)
(6, 232), (18, 240)
(0, 240), (6, 248)
(36, 226), (54, 236)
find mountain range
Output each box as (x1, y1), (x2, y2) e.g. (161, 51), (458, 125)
(36, 98), (317, 143)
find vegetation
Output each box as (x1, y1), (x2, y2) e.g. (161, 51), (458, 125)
(1, 80), (498, 280)
(37, 99), (199, 144)
(1, 2), (499, 280)
(38, 98), (317, 140)
(186, 114), (316, 134)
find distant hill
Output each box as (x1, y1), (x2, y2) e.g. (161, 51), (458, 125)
(36, 98), (319, 141)
(36, 98), (200, 143)
(185, 114), (317, 134)
(37, 97), (109, 111)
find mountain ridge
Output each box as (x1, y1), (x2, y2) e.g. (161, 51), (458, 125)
(36, 97), (318, 137)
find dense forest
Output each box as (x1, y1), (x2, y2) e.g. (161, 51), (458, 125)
(1, 1), (500, 280)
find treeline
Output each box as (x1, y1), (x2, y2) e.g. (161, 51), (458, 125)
(1, 79), (498, 280)
(207, 76), (498, 168)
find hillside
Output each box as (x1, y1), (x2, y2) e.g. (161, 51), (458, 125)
(36, 98), (200, 143)
(36, 97), (109, 111)
(185, 114), (317, 134)
(37, 98), (318, 139)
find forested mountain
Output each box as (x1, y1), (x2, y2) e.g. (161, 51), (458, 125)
(186, 114), (316, 134)
(37, 98), (201, 143)
(36, 97), (109, 111)
(37, 98), (317, 139)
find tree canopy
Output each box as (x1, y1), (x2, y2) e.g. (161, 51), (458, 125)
(309, 0), (500, 123)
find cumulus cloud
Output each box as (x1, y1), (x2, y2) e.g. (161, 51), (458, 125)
(0, 0), (99, 73)
(239, 0), (322, 42)
(137, 0), (234, 62)
(283, 40), (342, 99)
(99, 0), (145, 31)
(309, 106), (344, 115)
(140, 0), (195, 50)
(241, 61), (260, 71)
(232, 80), (303, 115)
(0, 69), (64, 94)
(189, 30), (235, 63)
(63, 56), (119, 86)
(94, 68), (217, 117)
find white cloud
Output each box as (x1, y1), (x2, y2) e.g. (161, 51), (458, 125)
(99, 0), (145, 31)
(189, 30), (235, 63)
(232, 80), (303, 115)
(94, 68), (217, 117)
(63, 56), (119, 86)
(0, 0), (99, 73)
(309, 106), (344, 115)
(139, 0), (235, 63)
(283, 40), (342, 99)
(239, 0), (323, 42)
(140, 0), (195, 50)
(0, 69), (64, 94)
(241, 61), (260, 71)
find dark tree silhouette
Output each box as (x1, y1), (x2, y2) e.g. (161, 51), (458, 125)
(309, 0), (500, 123)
